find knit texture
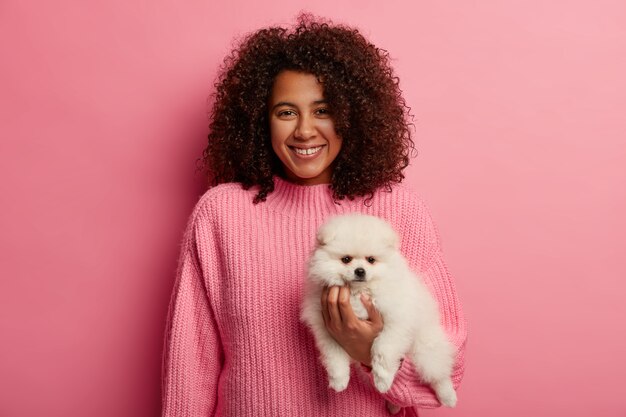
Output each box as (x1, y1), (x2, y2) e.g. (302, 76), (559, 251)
(161, 176), (467, 417)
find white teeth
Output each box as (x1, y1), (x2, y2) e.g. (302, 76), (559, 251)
(294, 146), (322, 155)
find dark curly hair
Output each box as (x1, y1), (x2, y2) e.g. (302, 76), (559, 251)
(200, 13), (415, 203)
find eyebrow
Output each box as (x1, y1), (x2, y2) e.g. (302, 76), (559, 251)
(271, 100), (327, 111)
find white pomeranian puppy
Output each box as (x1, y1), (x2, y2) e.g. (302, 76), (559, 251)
(301, 213), (457, 407)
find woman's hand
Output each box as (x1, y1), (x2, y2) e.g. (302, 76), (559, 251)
(320, 286), (384, 366)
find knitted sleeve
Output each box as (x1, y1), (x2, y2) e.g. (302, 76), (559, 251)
(161, 202), (223, 417)
(361, 195), (468, 410)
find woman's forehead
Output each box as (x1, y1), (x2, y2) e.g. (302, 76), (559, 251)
(269, 70), (325, 106)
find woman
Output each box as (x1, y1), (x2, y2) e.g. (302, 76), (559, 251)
(161, 14), (467, 417)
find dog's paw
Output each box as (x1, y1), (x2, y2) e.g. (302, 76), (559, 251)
(372, 368), (394, 393)
(329, 375), (349, 392)
(437, 389), (457, 408)
(433, 379), (457, 407)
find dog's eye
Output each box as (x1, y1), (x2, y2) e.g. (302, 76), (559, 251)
(366, 256), (376, 264)
(341, 256), (352, 264)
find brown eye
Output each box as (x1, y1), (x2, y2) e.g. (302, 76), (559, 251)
(366, 256), (376, 264)
(341, 256), (352, 264)
(277, 109), (296, 118)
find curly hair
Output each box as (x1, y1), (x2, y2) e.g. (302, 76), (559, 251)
(200, 13), (415, 203)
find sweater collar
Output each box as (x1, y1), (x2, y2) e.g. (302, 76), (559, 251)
(265, 175), (348, 215)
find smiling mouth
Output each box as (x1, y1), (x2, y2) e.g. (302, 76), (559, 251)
(289, 145), (325, 156)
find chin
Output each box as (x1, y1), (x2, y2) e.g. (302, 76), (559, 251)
(300, 214), (458, 407)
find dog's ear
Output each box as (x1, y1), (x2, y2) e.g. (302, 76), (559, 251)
(383, 228), (399, 249)
(316, 224), (336, 246)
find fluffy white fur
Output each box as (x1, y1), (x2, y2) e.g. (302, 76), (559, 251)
(300, 214), (457, 407)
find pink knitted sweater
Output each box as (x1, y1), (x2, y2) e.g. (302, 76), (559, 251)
(161, 176), (467, 417)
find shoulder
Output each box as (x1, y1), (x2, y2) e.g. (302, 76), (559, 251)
(199, 181), (256, 205)
(373, 182), (442, 265)
(371, 182), (436, 227)
(194, 182), (256, 214)
(183, 182), (257, 233)
(385, 182), (430, 211)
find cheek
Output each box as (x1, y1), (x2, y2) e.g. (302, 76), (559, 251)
(319, 122), (342, 152)
(270, 120), (293, 144)
(371, 263), (388, 278)
(317, 120), (338, 137)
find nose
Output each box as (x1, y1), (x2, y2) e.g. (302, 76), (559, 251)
(294, 115), (316, 140)
(354, 268), (366, 280)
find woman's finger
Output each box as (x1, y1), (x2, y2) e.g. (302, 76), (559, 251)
(337, 286), (357, 323)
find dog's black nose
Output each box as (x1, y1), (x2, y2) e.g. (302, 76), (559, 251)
(354, 267), (366, 279)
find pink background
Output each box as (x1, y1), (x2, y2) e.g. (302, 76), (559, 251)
(1, 1), (625, 416)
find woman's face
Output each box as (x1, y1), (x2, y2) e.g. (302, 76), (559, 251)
(268, 70), (342, 185)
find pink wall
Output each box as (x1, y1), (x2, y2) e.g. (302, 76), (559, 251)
(1, 1), (625, 416)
